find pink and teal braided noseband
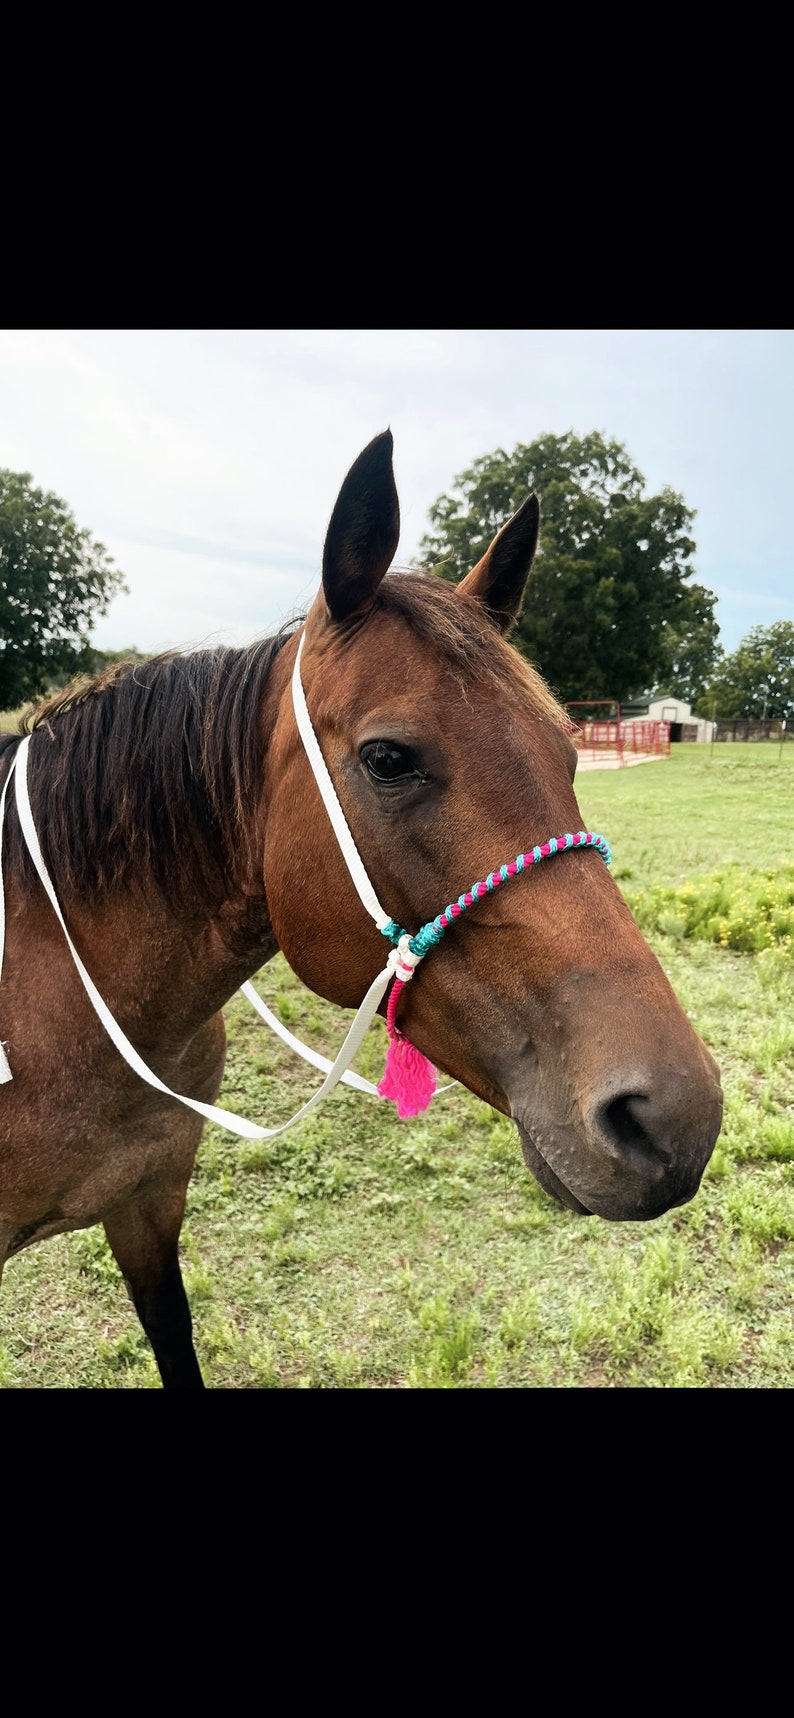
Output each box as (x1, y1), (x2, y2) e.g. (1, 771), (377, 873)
(380, 830), (612, 959)
(376, 831), (612, 1114)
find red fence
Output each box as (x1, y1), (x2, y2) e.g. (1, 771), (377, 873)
(569, 719), (671, 767)
(621, 720), (671, 759)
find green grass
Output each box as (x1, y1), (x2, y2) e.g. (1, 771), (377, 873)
(581, 740), (794, 886)
(623, 866), (794, 952)
(1, 745), (793, 1388)
(0, 701), (38, 731)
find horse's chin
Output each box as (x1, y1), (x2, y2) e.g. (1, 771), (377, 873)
(514, 1117), (701, 1222)
(515, 1120), (594, 1215)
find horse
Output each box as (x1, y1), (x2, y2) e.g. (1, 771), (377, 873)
(0, 431), (724, 1388)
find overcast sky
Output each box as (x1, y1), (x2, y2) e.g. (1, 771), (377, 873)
(1, 328), (790, 660)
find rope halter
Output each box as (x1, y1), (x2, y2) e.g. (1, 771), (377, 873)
(291, 633), (612, 1114)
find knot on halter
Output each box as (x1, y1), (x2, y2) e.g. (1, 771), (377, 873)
(386, 935), (424, 985)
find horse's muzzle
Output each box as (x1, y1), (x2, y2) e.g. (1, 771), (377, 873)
(512, 1050), (724, 1222)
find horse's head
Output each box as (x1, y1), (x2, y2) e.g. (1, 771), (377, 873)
(263, 432), (723, 1221)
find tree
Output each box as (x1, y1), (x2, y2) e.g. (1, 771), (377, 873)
(0, 471), (127, 708)
(695, 621), (794, 720)
(654, 592), (723, 708)
(416, 430), (720, 705)
(44, 644), (149, 694)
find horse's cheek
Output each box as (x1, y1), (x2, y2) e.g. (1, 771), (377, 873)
(262, 780), (379, 1010)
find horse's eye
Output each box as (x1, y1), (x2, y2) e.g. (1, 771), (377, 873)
(361, 741), (422, 785)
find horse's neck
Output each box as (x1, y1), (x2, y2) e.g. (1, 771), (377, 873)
(207, 897), (279, 988)
(8, 867), (278, 1056)
(4, 647), (291, 1036)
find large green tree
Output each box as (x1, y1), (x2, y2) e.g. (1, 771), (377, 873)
(0, 470), (127, 708)
(417, 430), (720, 705)
(695, 621), (794, 720)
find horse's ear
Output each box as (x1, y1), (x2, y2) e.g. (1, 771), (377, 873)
(456, 493), (540, 633)
(321, 430), (401, 623)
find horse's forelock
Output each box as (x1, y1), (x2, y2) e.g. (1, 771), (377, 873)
(375, 571), (568, 729)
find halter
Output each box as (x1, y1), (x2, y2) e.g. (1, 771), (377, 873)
(0, 629), (611, 1136)
(290, 633), (611, 1113)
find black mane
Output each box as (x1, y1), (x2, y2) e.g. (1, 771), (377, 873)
(0, 623), (299, 913)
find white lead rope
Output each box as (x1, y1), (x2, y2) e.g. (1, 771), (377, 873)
(0, 631), (434, 1131)
(0, 749), (17, 1082)
(290, 635), (425, 985)
(239, 980), (379, 1096)
(290, 634), (394, 933)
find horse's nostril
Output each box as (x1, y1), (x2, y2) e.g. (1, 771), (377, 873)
(597, 1093), (675, 1167)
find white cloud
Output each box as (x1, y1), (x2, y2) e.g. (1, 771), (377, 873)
(2, 328), (792, 656)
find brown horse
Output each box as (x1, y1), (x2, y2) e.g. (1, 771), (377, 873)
(0, 431), (723, 1387)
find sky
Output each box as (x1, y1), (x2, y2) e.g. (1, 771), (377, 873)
(1, 328), (791, 661)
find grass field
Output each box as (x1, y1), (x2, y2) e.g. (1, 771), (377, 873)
(1, 744), (792, 1388)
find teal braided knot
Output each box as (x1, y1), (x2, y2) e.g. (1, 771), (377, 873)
(381, 830), (611, 955)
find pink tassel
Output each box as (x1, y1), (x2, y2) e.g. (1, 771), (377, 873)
(377, 977), (437, 1117)
(378, 1030), (437, 1117)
